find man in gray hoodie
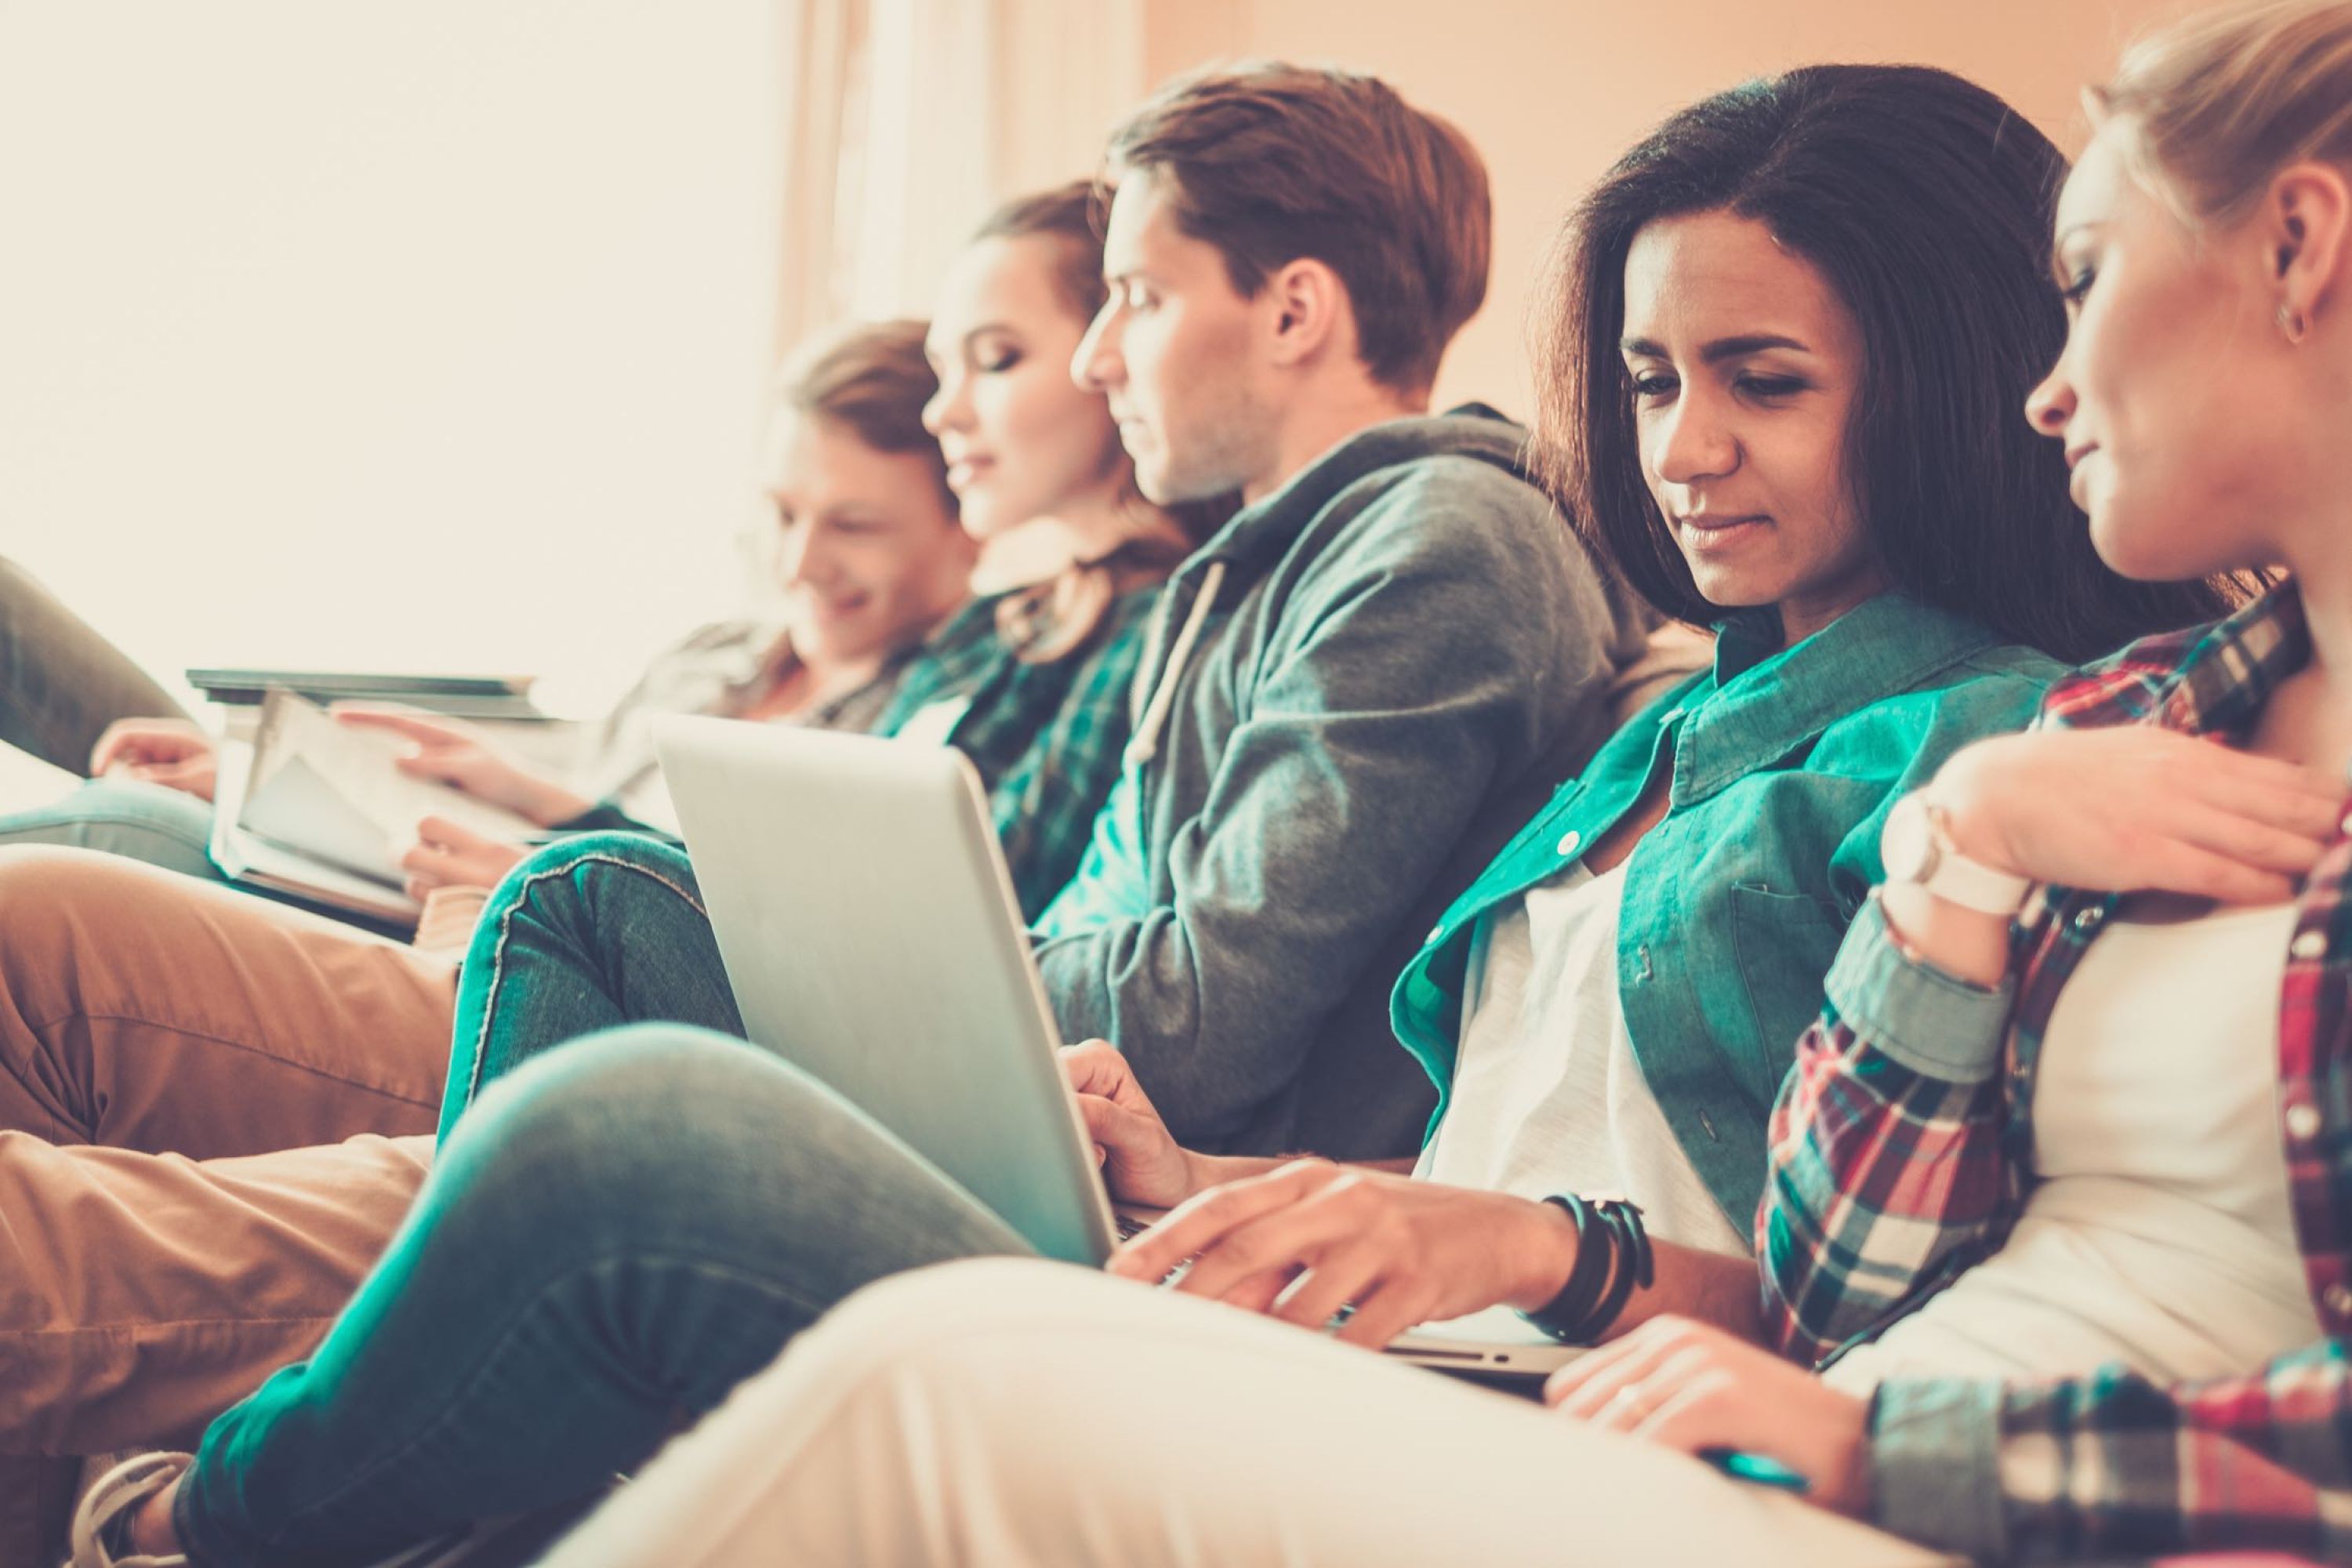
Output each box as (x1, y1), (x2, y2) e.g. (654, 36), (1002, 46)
(1037, 67), (1640, 1152)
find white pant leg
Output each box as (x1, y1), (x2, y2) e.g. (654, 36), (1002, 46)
(542, 1258), (1955, 1568)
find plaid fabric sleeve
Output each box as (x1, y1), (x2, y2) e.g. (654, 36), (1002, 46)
(1867, 1345), (2352, 1561)
(1760, 895), (2016, 1369)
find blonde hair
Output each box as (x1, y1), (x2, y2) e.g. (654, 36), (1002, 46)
(2092, 0), (2352, 226)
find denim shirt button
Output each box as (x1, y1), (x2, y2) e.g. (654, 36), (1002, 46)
(2292, 930), (2328, 961)
(2071, 904), (2107, 935)
(1556, 829), (1582, 858)
(2287, 1102), (2325, 1142)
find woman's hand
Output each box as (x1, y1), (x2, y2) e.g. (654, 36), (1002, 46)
(1106, 1161), (1577, 1349)
(1544, 1316), (1871, 1516)
(335, 707), (590, 826)
(89, 718), (219, 800)
(397, 816), (529, 900)
(1933, 728), (2341, 905)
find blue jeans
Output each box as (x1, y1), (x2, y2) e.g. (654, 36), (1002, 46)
(0, 776), (226, 884)
(176, 837), (1031, 1566)
(439, 832), (744, 1138)
(0, 777), (411, 935)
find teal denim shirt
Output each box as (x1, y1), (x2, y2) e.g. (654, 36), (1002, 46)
(1388, 592), (2063, 1232)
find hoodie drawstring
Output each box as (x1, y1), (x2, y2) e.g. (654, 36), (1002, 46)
(1123, 559), (1226, 769)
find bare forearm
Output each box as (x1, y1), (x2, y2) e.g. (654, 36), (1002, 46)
(1178, 1151), (1290, 1192)
(1178, 1151), (1415, 1196)
(1878, 883), (2013, 988)
(1470, 1197), (1765, 1342)
(1597, 1238), (1766, 1345)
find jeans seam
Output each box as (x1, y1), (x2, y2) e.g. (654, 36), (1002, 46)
(461, 851), (707, 1118)
(2, 810), (212, 850)
(214, 1251), (825, 1563)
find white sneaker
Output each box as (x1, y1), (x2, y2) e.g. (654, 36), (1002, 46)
(64, 1451), (554, 1568)
(63, 1451), (191, 1567)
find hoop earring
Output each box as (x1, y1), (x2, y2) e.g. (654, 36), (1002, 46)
(2278, 303), (2310, 344)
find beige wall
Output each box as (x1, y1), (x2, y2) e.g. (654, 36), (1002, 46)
(1145, 0), (2194, 416)
(0, 1), (786, 711)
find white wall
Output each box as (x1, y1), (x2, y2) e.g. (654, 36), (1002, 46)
(0, 1), (785, 716)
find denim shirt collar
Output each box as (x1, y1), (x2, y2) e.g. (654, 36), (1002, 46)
(1672, 592), (2002, 806)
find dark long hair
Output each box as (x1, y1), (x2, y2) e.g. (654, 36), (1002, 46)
(1534, 64), (2245, 663)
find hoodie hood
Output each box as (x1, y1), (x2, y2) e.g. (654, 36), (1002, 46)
(1183, 405), (1539, 577)
(1123, 407), (1543, 767)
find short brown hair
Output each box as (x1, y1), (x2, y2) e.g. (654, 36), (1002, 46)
(1104, 61), (1490, 394)
(773, 318), (954, 513)
(971, 180), (1109, 322)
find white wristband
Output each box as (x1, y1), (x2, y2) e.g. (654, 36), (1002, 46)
(1880, 791), (2031, 917)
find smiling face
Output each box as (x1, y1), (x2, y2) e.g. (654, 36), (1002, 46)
(2024, 119), (2310, 582)
(1073, 169), (1276, 504)
(1619, 209), (1881, 642)
(762, 410), (975, 669)
(923, 234), (1131, 541)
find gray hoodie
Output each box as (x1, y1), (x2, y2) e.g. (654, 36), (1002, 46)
(1031, 409), (1642, 1153)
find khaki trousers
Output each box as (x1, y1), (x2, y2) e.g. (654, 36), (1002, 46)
(0, 850), (448, 1562)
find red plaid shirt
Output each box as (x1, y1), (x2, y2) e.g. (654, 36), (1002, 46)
(1760, 583), (2352, 1563)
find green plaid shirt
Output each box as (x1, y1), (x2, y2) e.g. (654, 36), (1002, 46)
(878, 588), (1160, 920)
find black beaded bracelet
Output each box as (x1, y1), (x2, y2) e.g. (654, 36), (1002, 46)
(1520, 1194), (1652, 1344)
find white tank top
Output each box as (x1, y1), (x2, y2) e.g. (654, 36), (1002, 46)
(1417, 862), (1748, 1256)
(1825, 898), (2322, 1394)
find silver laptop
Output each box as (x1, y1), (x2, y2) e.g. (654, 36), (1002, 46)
(652, 717), (1581, 1381)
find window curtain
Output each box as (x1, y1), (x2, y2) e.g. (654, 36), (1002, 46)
(772, 0), (1146, 358)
